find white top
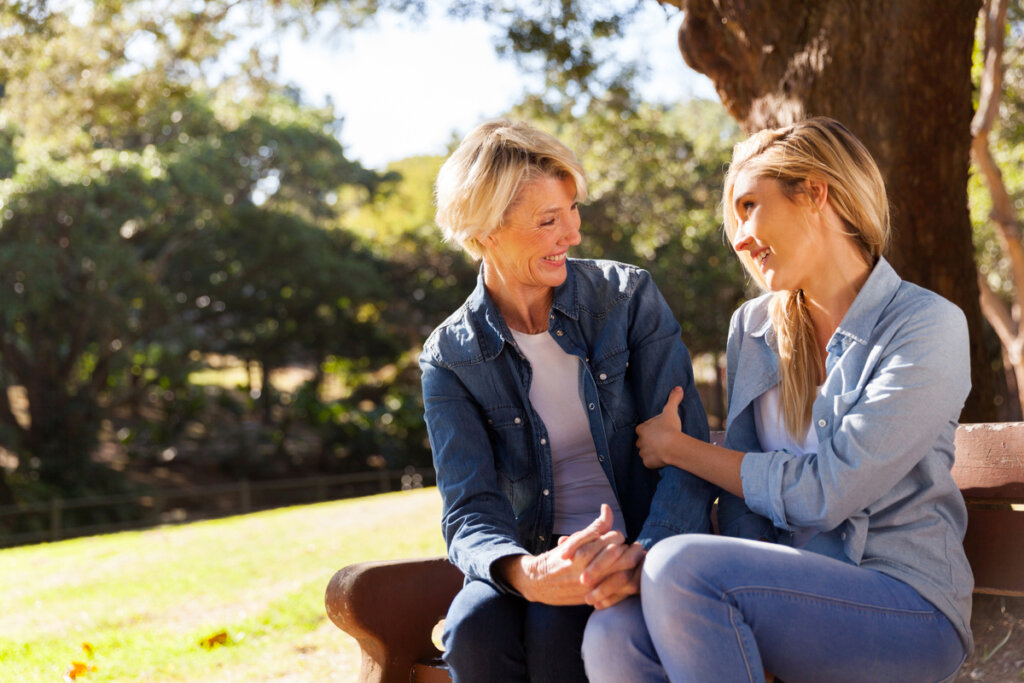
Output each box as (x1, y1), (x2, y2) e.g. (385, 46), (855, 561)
(754, 384), (819, 548)
(512, 329), (626, 536)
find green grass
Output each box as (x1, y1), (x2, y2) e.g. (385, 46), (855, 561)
(0, 487), (446, 682)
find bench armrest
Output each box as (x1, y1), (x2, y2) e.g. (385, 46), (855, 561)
(325, 556), (464, 683)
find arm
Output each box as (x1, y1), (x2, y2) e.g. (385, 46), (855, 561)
(626, 271), (716, 548)
(639, 298), (972, 534)
(420, 355), (528, 587)
(741, 302), (971, 531)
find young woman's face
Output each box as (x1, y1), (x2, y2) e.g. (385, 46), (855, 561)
(482, 174), (582, 291)
(729, 168), (825, 293)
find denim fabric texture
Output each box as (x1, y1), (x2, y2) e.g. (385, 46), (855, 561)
(419, 258), (714, 590)
(583, 535), (966, 683)
(716, 256), (974, 653)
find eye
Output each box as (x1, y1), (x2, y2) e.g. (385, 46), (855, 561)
(742, 200), (755, 212)
(570, 202), (578, 212)
(540, 218), (556, 227)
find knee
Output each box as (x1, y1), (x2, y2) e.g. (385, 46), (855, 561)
(642, 534), (730, 601)
(443, 582), (521, 664)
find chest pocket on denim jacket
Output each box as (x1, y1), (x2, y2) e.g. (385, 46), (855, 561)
(484, 405), (533, 482)
(592, 350), (637, 430)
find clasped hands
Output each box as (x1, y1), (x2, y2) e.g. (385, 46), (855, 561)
(499, 504), (644, 610)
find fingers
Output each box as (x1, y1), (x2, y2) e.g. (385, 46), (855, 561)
(586, 561), (643, 609)
(578, 532), (632, 586)
(662, 385), (684, 416)
(558, 504), (615, 559)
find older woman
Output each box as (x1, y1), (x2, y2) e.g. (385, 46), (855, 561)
(419, 119), (715, 682)
(583, 117), (972, 682)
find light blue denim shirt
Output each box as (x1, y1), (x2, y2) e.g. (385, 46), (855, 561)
(420, 259), (714, 590)
(718, 257), (974, 652)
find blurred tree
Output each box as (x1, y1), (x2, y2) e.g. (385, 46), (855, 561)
(971, 0), (1024, 416)
(666, 0), (994, 419)
(0, 1), (394, 498)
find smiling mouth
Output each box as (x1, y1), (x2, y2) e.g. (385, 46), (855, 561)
(755, 250), (769, 270)
(543, 253), (567, 263)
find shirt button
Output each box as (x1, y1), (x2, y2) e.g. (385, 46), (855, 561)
(598, 455), (605, 462)
(540, 438), (547, 445)
(588, 403), (595, 410)
(514, 417), (522, 424)
(556, 330), (564, 336)
(817, 419), (827, 427)
(841, 532), (847, 540)
(538, 535), (546, 541)
(543, 489), (550, 496)
(598, 372), (607, 380)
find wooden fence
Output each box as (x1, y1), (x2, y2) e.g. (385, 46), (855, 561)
(0, 467), (436, 548)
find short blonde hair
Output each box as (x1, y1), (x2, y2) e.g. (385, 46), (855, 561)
(722, 117), (890, 441)
(434, 119), (587, 259)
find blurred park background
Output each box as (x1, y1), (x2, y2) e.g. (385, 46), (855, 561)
(0, 0), (1023, 552)
(4, 1), (1024, 681)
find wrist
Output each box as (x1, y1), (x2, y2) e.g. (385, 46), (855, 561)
(495, 554), (535, 600)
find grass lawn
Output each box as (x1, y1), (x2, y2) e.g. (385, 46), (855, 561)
(0, 487), (446, 682)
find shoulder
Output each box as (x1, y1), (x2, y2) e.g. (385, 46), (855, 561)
(883, 281), (968, 337)
(568, 258), (660, 314)
(729, 292), (773, 337)
(570, 258), (650, 293)
(420, 301), (482, 369)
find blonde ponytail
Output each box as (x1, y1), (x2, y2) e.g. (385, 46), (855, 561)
(770, 290), (822, 439)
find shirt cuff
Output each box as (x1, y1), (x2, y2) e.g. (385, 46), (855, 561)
(740, 451), (789, 529)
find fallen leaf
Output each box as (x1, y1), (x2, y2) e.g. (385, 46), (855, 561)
(64, 661), (96, 681)
(199, 629), (229, 649)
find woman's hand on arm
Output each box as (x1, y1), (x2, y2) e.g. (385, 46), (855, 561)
(636, 387), (746, 498)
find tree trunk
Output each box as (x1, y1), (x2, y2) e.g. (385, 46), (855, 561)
(672, 0), (995, 420)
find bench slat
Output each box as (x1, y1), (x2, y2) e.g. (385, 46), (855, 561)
(953, 422), (1024, 501)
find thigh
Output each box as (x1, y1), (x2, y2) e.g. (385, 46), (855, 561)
(645, 535), (965, 683)
(443, 580), (528, 683)
(524, 601), (593, 683)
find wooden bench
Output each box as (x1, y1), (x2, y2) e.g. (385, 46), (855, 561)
(325, 422), (1024, 683)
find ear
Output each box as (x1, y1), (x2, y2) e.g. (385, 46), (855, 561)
(805, 178), (829, 212)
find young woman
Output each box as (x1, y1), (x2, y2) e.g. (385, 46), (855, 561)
(583, 117), (973, 683)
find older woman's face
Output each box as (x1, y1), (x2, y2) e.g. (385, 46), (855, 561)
(482, 174), (581, 292)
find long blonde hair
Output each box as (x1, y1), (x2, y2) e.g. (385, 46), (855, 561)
(722, 117), (890, 439)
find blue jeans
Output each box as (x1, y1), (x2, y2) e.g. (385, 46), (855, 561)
(582, 535), (966, 683)
(443, 579), (593, 683)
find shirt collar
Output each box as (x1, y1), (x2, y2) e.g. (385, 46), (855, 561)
(833, 256), (902, 348)
(749, 256), (901, 351)
(465, 260), (580, 359)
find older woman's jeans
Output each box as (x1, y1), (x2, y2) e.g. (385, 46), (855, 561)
(583, 535), (966, 683)
(443, 579), (592, 683)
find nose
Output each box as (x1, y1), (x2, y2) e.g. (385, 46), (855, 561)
(732, 222), (753, 253)
(561, 211), (582, 246)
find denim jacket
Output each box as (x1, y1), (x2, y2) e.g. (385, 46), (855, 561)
(718, 257), (974, 652)
(420, 259), (714, 590)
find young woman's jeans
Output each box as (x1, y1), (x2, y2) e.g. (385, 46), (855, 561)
(443, 579), (592, 683)
(583, 535), (966, 683)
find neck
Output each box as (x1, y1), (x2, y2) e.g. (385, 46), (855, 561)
(482, 263), (554, 334)
(803, 254), (873, 351)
